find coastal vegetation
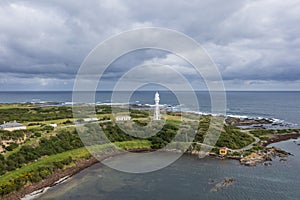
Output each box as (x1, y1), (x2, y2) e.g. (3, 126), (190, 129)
(0, 106), (73, 122)
(1, 128), (83, 174)
(216, 125), (255, 149)
(0, 148), (89, 196)
(250, 129), (300, 138)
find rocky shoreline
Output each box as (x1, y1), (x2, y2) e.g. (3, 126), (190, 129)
(239, 133), (300, 166)
(262, 133), (300, 147)
(189, 133), (300, 166)
(239, 146), (291, 166)
(226, 117), (273, 126)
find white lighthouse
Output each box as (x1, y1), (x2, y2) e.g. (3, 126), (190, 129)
(154, 92), (160, 120)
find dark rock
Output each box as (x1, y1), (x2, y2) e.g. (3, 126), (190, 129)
(210, 177), (236, 192)
(265, 157), (272, 161)
(279, 158), (287, 162)
(264, 162), (272, 166)
(225, 117), (272, 126)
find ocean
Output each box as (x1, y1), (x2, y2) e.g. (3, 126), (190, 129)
(1, 91), (300, 124)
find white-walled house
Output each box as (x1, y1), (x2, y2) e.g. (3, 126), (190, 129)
(0, 121), (27, 131)
(49, 123), (58, 128)
(83, 118), (98, 122)
(115, 116), (131, 121)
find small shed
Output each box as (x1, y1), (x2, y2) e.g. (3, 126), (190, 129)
(219, 147), (228, 155)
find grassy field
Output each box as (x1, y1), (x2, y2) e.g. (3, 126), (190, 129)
(115, 140), (151, 149)
(0, 140), (151, 186)
(0, 147), (90, 184)
(0, 104), (34, 109)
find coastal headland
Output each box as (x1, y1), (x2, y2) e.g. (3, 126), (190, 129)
(0, 103), (299, 199)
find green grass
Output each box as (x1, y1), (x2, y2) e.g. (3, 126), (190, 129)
(0, 140), (151, 185)
(250, 129), (300, 137)
(0, 104), (34, 109)
(0, 147), (90, 184)
(114, 140), (151, 149)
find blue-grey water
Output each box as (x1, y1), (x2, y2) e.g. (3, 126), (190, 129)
(0, 91), (300, 124)
(36, 138), (300, 200)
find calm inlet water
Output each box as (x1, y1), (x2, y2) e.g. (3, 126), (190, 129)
(37, 139), (300, 200)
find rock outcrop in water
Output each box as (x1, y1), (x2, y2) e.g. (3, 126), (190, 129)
(225, 117), (272, 126)
(210, 177), (236, 192)
(240, 147), (290, 166)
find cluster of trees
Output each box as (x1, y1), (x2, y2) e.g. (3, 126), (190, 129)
(0, 130), (25, 140)
(96, 105), (112, 114)
(4, 143), (19, 151)
(0, 156), (73, 196)
(166, 111), (182, 117)
(148, 120), (179, 149)
(101, 122), (136, 142)
(0, 125), (56, 150)
(0, 129), (83, 174)
(98, 120), (180, 149)
(99, 116), (110, 121)
(129, 109), (149, 119)
(27, 122), (43, 126)
(193, 115), (212, 143)
(216, 125), (254, 149)
(132, 120), (148, 127)
(62, 119), (73, 125)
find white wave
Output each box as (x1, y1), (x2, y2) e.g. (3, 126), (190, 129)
(227, 114), (248, 119)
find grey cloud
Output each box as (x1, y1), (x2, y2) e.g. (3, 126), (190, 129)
(0, 0), (299, 90)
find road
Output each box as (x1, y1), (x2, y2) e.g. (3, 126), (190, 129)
(230, 130), (260, 152)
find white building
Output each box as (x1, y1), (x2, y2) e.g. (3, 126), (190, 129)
(115, 116), (131, 121)
(0, 121), (27, 132)
(49, 123), (58, 128)
(154, 92), (161, 120)
(83, 118), (98, 122)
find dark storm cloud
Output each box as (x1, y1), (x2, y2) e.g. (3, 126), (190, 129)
(0, 0), (299, 90)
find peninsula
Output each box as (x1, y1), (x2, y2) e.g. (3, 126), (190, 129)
(0, 103), (299, 199)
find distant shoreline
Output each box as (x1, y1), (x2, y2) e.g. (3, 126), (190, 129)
(262, 133), (300, 147)
(1, 101), (298, 129)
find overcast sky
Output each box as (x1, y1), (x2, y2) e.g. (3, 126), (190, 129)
(0, 0), (300, 91)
